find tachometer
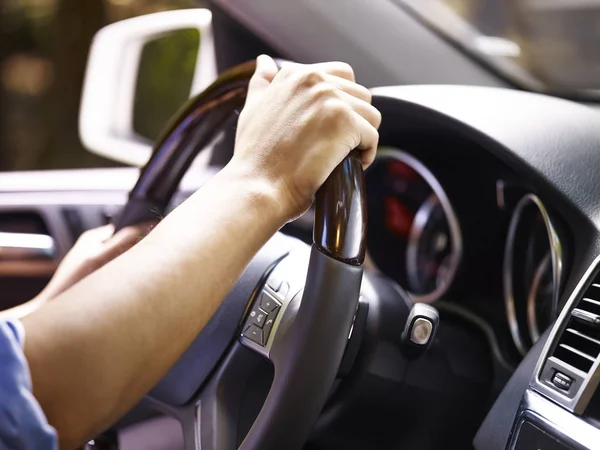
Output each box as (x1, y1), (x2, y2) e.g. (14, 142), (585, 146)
(366, 148), (462, 303)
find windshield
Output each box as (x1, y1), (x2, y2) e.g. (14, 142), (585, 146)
(401, 0), (600, 98)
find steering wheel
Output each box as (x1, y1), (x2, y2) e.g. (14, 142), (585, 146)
(112, 61), (367, 450)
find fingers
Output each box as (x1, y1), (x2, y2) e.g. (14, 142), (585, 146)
(336, 89), (381, 130)
(245, 56), (380, 175)
(281, 60), (356, 82)
(246, 54), (279, 107)
(351, 112), (379, 170)
(108, 222), (155, 250)
(324, 74), (371, 104)
(95, 222), (156, 267)
(287, 63), (379, 169)
(323, 75), (380, 169)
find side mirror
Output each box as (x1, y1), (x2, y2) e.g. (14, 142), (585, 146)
(79, 9), (217, 167)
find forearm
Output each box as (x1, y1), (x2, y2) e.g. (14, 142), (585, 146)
(0, 295), (46, 320)
(22, 163), (285, 448)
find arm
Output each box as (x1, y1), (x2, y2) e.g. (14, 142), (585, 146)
(22, 56), (381, 449)
(0, 225), (151, 320)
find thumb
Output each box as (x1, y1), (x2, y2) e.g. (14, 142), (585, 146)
(246, 54), (279, 106)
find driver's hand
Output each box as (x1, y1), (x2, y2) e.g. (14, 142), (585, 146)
(0, 224), (153, 319)
(41, 224), (154, 300)
(232, 55), (381, 221)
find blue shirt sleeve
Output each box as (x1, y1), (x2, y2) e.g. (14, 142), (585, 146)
(0, 320), (57, 450)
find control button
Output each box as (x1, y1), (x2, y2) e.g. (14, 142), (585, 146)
(252, 309), (267, 328)
(410, 317), (433, 345)
(263, 316), (276, 342)
(259, 292), (281, 314)
(243, 324), (264, 346)
(551, 372), (573, 391)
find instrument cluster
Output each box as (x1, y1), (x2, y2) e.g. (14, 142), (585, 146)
(365, 148), (565, 357)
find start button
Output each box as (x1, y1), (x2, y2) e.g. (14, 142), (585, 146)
(410, 317), (433, 345)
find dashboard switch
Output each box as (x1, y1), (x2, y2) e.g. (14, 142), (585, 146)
(401, 303), (439, 359)
(552, 372), (573, 391)
(410, 317), (433, 345)
(243, 324), (264, 346)
(263, 316), (276, 342)
(249, 305), (267, 328)
(259, 292), (281, 314)
(241, 289), (284, 349)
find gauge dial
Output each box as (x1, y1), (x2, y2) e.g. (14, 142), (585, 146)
(406, 194), (452, 295)
(366, 148), (461, 303)
(503, 194), (563, 356)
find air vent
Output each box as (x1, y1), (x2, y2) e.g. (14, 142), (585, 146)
(552, 282), (600, 374)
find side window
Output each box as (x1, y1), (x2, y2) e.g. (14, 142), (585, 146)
(0, 0), (202, 172)
(133, 29), (200, 142)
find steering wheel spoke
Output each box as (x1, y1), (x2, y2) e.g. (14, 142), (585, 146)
(142, 342), (265, 450)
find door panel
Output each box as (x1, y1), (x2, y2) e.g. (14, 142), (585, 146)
(0, 167), (207, 311)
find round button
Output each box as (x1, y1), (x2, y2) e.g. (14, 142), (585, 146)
(410, 317), (433, 345)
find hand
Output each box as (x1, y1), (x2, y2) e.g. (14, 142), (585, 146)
(0, 224), (153, 319)
(40, 223), (155, 300)
(231, 55), (381, 221)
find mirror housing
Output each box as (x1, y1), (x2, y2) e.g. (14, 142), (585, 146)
(79, 9), (217, 167)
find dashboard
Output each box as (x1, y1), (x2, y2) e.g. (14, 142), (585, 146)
(3, 84), (600, 449)
(370, 86), (600, 450)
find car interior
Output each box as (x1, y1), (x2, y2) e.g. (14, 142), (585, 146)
(2, 1), (600, 449)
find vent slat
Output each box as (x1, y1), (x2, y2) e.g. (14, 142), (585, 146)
(580, 298), (600, 316)
(558, 344), (596, 362)
(572, 308), (600, 325)
(566, 328), (600, 346)
(550, 276), (600, 379)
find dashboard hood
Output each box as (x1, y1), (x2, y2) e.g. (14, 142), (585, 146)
(372, 85), (600, 230)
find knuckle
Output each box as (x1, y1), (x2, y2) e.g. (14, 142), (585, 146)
(311, 82), (336, 100)
(320, 98), (351, 123)
(334, 61), (354, 78)
(298, 69), (326, 88)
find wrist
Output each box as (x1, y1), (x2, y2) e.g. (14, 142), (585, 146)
(217, 160), (291, 227)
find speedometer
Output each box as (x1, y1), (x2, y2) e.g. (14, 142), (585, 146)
(365, 148), (462, 303)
